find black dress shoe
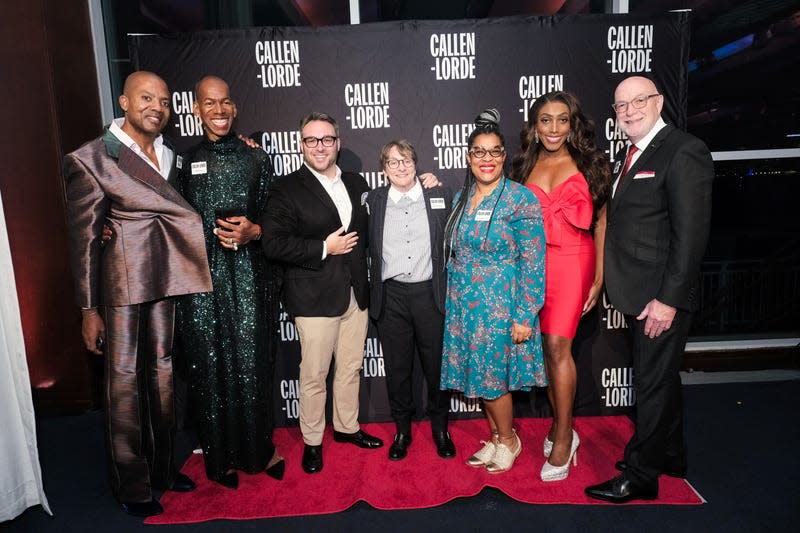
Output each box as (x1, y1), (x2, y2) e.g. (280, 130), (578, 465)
(169, 472), (196, 492)
(432, 430), (456, 458)
(615, 460), (687, 478)
(302, 444), (323, 474)
(333, 429), (384, 449)
(585, 474), (657, 503)
(121, 500), (163, 517)
(388, 433), (412, 460)
(212, 471), (239, 489)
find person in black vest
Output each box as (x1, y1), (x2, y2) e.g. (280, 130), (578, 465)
(585, 75), (713, 503)
(365, 140), (455, 461)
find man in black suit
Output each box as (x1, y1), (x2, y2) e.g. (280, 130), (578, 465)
(586, 76), (713, 503)
(260, 112), (382, 474)
(366, 140), (455, 461)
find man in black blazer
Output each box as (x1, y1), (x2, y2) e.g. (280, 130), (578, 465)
(586, 76), (713, 503)
(260, 112), (382, 474)
(366, 140), (455, 461)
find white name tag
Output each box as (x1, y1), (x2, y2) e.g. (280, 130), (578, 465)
(475, 209), (492, 222)
(191, 161), (207, 175)
(430, 197), (446, 210)
(176, 155), (183, 169)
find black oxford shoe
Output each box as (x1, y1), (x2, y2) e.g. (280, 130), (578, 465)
(170, 472), (196, 492)
(388, 433), (412, 460)
(432, 430), (456, 458)
(121, 499), (163, 517)
(585, 474), (658, 503)
(615, 460), (687, 478)
(333, 429), (384, 449)
(302, 444), (323, 474)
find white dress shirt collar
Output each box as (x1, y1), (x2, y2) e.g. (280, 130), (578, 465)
(109, 118), (171, 179)
(304, 162), (342, 184)
(631, 117), (667, 152)
(388, 178), (422, 204)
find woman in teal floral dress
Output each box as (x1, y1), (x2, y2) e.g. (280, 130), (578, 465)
(441, 109), (547, 473)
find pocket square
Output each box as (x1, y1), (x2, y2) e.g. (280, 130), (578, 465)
(633, 170), (655, 179)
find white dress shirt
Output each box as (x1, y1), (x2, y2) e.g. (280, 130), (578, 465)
(109, 118), (173, 180)
(305, 163), (352, 259)
(612, 117), (667, 197)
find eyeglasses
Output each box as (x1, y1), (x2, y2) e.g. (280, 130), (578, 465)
(468, 147), (505, 159)
(301, 135), (338, 148)
(612, 94), (661, 113)
(385, 158), (414, 169)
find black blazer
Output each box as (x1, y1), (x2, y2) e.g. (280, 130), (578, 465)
(365, 184), (452, 320)
(604, 124), (714, 316)
(260, 165), (370, 317)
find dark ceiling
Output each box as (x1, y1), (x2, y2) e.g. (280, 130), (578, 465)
(122, 0), (800, 149)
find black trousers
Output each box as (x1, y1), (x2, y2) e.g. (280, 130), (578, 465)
(376, 279), (449, 434)
(623, 308), (691, 489)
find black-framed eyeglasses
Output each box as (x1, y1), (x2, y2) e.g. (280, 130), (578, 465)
(385, 158), (414, 169)
(612, 94), (661, 113)
(468, 146), (505, 159)
(302, 135), (338, 148)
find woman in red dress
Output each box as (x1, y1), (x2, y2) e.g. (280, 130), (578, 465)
(511, 91), (610, 481)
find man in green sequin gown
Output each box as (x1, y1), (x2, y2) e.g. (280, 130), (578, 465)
(175, 76), (281, 485)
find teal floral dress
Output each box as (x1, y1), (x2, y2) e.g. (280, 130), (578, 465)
(440, 177), (547, 400)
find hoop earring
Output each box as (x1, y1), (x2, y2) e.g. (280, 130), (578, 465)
(534, 131), (539, 144)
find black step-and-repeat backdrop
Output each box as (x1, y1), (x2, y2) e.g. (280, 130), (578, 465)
(131, 13), (689, 427)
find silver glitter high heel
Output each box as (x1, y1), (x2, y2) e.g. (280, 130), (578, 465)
(543, 436), (553, 458)
(540, 429), (579, 482)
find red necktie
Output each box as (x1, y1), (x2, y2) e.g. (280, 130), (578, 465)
(621, 144), (639, 180)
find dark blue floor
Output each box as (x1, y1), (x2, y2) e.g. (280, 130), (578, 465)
(4, 379), (799, 532)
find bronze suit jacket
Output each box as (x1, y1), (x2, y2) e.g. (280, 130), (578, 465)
(63, 128), (212, 308)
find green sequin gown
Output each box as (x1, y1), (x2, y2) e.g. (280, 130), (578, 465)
(176, 133), (281, 481)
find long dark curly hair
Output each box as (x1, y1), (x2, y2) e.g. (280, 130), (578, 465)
(510, 91), (610, 210)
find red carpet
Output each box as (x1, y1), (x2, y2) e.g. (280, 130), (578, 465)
(146, 416), (704, 524)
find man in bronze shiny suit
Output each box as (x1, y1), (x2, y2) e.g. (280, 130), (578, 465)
(63, 71), (212, 517)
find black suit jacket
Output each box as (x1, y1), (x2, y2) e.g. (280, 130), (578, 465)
(365, 184), (452, 320)
(604, 124), (714, 316)
(260, 164), (370, 317)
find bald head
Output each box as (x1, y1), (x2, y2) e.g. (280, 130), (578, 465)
(122, 71), (168, 98)
(194, 76), (229, 100)
(613, 76), (663, 144)
(118, 71), (170, 143)
(192, 76), (237, 142)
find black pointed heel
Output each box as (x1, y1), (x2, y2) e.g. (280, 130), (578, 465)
(266, 458), (285, 480)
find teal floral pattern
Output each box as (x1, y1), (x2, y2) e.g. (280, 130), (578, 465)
(440, 178), (547, 399)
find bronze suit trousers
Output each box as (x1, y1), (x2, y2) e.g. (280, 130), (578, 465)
(103, 298), (176, 503)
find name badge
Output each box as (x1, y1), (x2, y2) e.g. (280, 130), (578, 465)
(176, 155), (183, 169)
(430, 197), (446, 210)
(191, 161), (207, 175)
(475, 209), (492, 222)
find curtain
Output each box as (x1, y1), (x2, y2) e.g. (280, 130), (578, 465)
(0, 191), (51, 521)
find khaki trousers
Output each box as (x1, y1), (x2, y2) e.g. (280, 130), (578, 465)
(294, 290), (368, 445)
